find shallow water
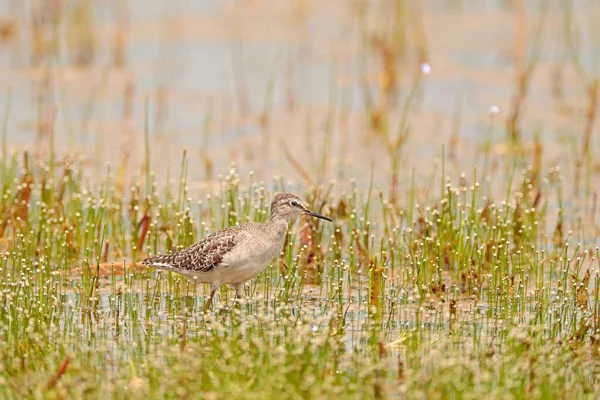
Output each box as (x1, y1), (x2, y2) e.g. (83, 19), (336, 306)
(0, 0), (598, 198)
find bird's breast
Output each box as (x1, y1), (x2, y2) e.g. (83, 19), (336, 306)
(244, 234), (285, 265)
(222, 225), (287, 269)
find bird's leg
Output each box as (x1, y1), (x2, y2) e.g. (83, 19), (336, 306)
(204, 284), (219, 312)
(234, 283), (244, 299)
(233, 283), (244, 309)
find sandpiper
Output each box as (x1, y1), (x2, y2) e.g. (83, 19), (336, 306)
(141, 193), (332, 310)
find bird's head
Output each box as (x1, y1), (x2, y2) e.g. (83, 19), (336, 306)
(270, 193), (333, 223)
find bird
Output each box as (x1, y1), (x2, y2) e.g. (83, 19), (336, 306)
(141, 193), (333, 310)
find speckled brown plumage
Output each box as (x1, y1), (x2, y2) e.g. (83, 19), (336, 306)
(141, 225), (242, 272)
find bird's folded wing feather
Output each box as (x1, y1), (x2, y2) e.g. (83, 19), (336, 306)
(142, 226), (240, 272)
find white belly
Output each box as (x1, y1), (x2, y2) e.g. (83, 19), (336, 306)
(217, 233), (284, 285)
(175, 262), (267, 285)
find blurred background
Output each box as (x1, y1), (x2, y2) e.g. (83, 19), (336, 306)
(0, 0), (598, 198)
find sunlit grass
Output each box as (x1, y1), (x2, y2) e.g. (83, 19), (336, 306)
(0, 147), (598, 399)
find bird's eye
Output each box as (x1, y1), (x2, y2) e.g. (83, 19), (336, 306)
(290, 200), (298, 207)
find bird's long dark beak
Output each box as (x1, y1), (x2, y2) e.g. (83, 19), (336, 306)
(305, 209), (333, 222)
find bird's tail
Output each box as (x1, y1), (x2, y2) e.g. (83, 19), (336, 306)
(141, 253), (178, 271)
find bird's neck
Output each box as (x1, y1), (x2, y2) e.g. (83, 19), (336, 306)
(267, 216), (290, 238)
(268, 214), (289, 227)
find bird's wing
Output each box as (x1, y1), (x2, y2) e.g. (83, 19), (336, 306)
(142, 226), (241, 273)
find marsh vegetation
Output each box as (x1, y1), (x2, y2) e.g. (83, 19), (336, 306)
(0, 0), (600, 398)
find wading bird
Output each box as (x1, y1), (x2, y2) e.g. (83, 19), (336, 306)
(142, 193), (332, 310)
